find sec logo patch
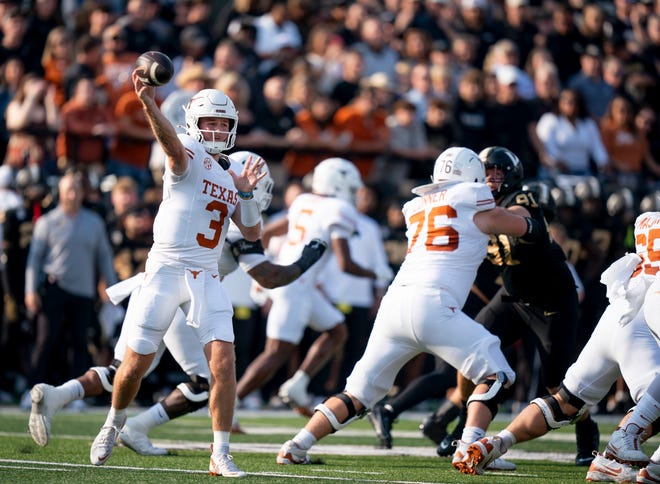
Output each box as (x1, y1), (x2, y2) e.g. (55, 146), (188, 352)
(204, 157), (212, 169)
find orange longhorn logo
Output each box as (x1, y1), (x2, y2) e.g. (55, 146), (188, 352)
(187, 269), (202, 279)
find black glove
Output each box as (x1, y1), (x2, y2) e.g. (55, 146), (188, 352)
(230, 238), (264, 262)
(294, 238), (328, 274)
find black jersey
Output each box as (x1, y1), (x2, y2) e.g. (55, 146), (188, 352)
(486, 189), (576, 310)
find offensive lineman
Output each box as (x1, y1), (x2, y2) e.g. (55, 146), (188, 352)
(275, 147), (544, 467)
(28, 152), (327, 456)
(457, 211), (660, 477)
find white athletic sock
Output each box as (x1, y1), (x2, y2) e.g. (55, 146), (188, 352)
(292, 428), (317, 450)
(213, 430), (230, 455)
(60, 379), (84, 402)
(650, 448), (660, 463)
(104, 407), (126, 428)
(461, 426), (485, 444)
(290, 370), (310, 388)
(126, 402), (169, 433)
(497, 429), (517, 452)
(624, 392), (660, 433)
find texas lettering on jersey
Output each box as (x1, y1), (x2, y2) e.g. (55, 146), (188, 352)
(201, 178), (239, 205)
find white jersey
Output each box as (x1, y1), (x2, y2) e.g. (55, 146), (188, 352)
(392, 181), (495, 308)
(148, 134), (239, 271)
(276, 192), (359, 283)
(634, 211), (660, 283)
(320, 213), (391, 307)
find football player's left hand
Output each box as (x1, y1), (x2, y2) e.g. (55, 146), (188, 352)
(295, 238), (328, 273)
(231, 238), (265, 261)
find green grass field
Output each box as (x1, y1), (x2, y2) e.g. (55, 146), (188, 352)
(0, 406), (656, 483)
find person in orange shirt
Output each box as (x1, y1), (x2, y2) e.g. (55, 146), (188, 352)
(600, 94), (660, 194)
(96, 24), (140, 109)
(332, 83), (390, 181)
(283, 94), (347, 180)
(41, 27), (74, 108)
(107, 87), (156, 194)
(56, 77), (116, 179)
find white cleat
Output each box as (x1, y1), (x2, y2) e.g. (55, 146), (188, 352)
(277, 440), (311, 465)
(209, 453), (247, 477)
(28, 383), (70, 447)
(278, 378), (311, 409)
(118, 425), (168, 456)
(605, 426), (650, 467)
(586, 453), (638, 482)
(638, 461), (660, 484)
(90, 416), (126, 466)
(454, 437), (505, 475)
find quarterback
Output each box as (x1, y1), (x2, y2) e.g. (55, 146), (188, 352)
(88, 71), (265, 478)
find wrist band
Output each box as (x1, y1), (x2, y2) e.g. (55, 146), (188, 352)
(240, 196), (261, 227)
(237, 190), (253, 200)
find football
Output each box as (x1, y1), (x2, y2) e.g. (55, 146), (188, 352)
(135, 51), (174, 86)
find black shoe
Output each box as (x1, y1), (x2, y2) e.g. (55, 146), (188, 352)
(419, 399), (461, 444)
(436, 406), (466, 457)
(367, 404), (394, 449)
(575, 416), (600, 466)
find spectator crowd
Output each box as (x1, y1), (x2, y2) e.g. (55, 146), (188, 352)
(1, 0), (660, 417)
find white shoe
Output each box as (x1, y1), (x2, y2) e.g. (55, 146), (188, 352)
(118, 425), (168, 456)
(605, 426), (650, 467)
(638, 461), (660, 483)
(209, 453), (247, 477)
(454, 437), (505, 475)
(486, 457), (517, 471)
(278, 377), (311, 409)
(277, 440), (311, 465)
(586, 453), (638, 482)
(28, 383), (70, 446)
(90, 416), (126, 466)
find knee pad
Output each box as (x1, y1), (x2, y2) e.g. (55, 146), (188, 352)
(467, 371), (508, 418)
(531, 385), (587, 430)
(90, 359), (120, 393)
(169, 375), (210, 413)
(314, 392), (366, 433)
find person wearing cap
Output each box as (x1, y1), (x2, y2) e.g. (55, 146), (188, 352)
(567, 43), (615, 119)
(489, 65), (544, 178)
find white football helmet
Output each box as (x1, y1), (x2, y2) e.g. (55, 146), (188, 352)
(412, 147), (484, 195)
(229, 151), (274, 212)
(311, 157), (363, 205)
(184, 89), (238, 154)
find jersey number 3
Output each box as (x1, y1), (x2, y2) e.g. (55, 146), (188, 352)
(408, 205), (459, 253)
(196, 200), (228, 249)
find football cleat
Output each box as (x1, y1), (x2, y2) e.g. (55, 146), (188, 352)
(454, 437), (504, 475)
(277, 440), (311, 465)
(637, 461), (660, 484)
(586, 453), (638, 482)
(420, 400), (461, 445)
(437, 410), (466, 457)
(28, 383), (70, 446)
(278, 377), (312, 409)
(605, 426), (650, 467)
(118, 425), (168, 456)
(367, 403), (394, 449)
(90, 416), (126, 466)
(209, 453), (247, 477)
(576, 416), (600, 466)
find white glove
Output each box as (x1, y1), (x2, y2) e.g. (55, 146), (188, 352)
(600, 253), (641, 301)
(374, 264), (394, 287)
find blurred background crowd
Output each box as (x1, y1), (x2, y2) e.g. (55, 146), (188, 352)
(1, 0), (659, 416)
